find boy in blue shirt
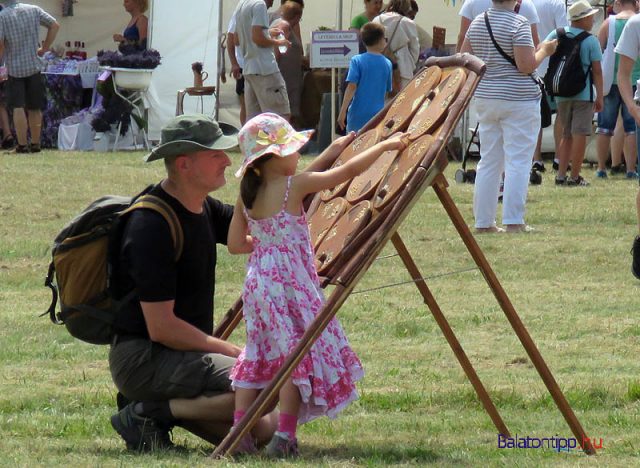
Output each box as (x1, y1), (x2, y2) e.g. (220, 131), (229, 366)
(547, 0), (603, 186)
(338, 22), (392, 133)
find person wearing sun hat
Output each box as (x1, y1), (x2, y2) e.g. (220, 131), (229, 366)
(108, 113), (279, 453)
(225, 112), (407, 457)
(545, 0), (603, 187)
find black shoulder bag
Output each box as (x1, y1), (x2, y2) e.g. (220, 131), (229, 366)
(484, 12), (552, 128)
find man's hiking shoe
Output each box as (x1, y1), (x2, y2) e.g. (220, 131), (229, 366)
(532, 161), (546, 173)
(265, 432), (299, 458)
(30, 143), (41, 153)
(631, 236), (640, 280)
(111, 403), (174, 452)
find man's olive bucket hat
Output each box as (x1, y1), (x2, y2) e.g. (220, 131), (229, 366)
(145, 114), (238, 162)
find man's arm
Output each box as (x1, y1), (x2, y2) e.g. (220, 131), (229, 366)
(618, 55), (640, 123)
(38, 21), (60, 56)
(456, 17), (471, 52)
(530, 24), (539, 48)
(251, 24), (289, 49)
(591, 60), (604, 113)
(141, 300), (242, 356)
(227, 32), (242, 79)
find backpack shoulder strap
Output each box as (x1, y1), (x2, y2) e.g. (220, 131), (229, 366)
(557, 28), (566, 39)
(574, 31), (591, 43)
(124, 195), (184, 262)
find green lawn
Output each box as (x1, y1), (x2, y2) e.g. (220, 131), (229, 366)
(1, 149), (638, 466)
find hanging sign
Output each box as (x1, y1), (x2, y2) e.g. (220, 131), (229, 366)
(310, 30), (359, 69)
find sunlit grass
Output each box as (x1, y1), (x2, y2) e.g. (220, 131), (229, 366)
(1, 149), (639, 465)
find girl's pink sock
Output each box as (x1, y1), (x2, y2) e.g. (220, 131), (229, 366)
(233, 410), (246, 426)
(278, 412), (298, 440)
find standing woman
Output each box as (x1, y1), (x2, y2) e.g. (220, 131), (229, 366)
(372, 0), (419, 90)
(350, 0), (384, 30)
(113, 0), (149, 51)
(461, 0), (556, 233)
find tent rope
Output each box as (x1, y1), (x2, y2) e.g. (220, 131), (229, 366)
(351, 267), (478, 295)
(202, 0), (216, 65)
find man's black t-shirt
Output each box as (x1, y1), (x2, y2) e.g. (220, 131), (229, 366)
(114, 184), (233, 337)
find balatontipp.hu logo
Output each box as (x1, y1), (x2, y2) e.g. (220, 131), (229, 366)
(497, 434), (604, 453)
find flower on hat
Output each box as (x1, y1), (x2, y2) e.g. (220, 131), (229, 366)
(256, 127), (292, 147)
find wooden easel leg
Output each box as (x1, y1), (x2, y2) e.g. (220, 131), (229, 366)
(431, 173), (595, 454)
(211, 284), (352, 458)
(213, 298), (243, 340)
(391, 232), (510, 437)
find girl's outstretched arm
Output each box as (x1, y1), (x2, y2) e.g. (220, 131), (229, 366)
(294, 132), (409, 197)
(304, 131), (357, 173)
(227, 197), (254, 254)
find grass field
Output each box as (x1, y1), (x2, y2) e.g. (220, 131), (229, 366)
(1, 149), (639, 466)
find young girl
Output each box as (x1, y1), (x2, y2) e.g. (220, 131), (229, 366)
(227, 113), (408, 457)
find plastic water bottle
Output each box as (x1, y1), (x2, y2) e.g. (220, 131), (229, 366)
(277, 33), (288, 54)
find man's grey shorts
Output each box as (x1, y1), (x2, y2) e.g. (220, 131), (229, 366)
(557, 100), (594, 137)
(244, 72), (290, 119)
(109, 337), (236, 401)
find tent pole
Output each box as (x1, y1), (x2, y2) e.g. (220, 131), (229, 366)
(215, 0), (223, 121)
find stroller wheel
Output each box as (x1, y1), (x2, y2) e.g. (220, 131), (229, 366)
(454, 168), (466, 183)
(466, 169), (477, 184)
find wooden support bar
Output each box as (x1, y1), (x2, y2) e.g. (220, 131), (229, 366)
(391, 232), (511, 437)
(431, 173), (595, 455)
(211, 284), (353, 458)
(212, 298), (243, 340)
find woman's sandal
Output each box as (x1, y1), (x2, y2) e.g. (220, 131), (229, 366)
(474, 226), (505, 234)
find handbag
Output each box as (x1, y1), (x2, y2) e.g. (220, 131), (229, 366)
(483, 12), (552, 128)
(382, 16), (403, 95)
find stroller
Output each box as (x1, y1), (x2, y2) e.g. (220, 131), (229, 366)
(454, 123), (543, 186)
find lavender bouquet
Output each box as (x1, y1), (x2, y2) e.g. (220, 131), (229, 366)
(97, 48), (161, 69)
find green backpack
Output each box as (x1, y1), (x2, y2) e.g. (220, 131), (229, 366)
(43, 186), (183, 344)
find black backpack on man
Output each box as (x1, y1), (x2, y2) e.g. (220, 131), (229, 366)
(544, 28), (592, 98)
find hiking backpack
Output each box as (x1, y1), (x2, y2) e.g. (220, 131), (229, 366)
(43, 186), (183, 345)
(544, 28), (592, 98)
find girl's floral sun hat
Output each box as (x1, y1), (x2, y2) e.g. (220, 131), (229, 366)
(235, 112), (314, 178)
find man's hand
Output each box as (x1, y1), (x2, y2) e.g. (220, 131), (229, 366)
(631, 105), (640, 126)
(231, 64), (242, 80)
(225, 343), (243, 358)
(593, 96), (604, 114)
(37, 47), (48, 57)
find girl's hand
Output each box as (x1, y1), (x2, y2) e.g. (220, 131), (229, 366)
(113, 33), (125, 43)
(332, 131), (356, 152)
(382, 132), (410, 152)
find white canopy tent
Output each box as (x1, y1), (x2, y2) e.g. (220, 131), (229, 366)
(29, 1), (462, 137)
